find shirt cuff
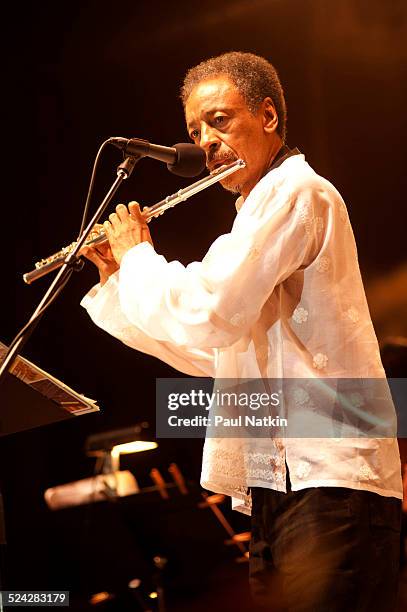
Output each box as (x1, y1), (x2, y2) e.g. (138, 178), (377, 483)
(80, 241), (156, 314)
(120, 241), (156, 270)
(80, 271), (119, 311)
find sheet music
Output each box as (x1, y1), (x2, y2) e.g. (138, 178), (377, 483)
(0, 341), (99, 416)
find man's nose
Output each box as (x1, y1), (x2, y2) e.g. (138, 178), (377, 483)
(199, 123), (221, 154)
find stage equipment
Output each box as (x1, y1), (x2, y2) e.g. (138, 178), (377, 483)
(108, 138), (206, 177)
(89, 591), (115, 606)
(0, 151), (141, 385)
(45, 461), (251, 608)
(85, 424), (158, 472)
(0, 340), (99, 436)
(152, 555), (167, 612)
(0, 340), (99, 606)
(45, 424), (159, 509)
(44, 422), (158, 510)
(23, 159), (246, 284)
(128, 579), (154, 612)
(44, 463), (191, 510)
(44, 471), (139, 510)
(198, 492), (250, 562)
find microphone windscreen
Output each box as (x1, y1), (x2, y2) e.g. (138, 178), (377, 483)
(167, 143), (206, 177)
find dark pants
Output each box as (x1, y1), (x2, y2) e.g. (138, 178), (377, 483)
(250, 484), (401, 611)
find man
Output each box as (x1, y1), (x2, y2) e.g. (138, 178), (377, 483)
(81, 52), (402, 610)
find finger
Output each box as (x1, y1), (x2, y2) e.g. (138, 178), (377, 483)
(108, 212), (120, 230)
(81, 246), (105, 267)
(80, 245), (95, 257)
(115, 203), (129, 222)
(93, 242), (114, 258)
(104, 220), (113, 237)
(87, 224), (103, 241)
(128, 201), (144, 222)
(88, 222), (105, 239)
(103, 244), (114, 259)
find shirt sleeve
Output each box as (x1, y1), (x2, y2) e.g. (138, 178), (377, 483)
(80, 274), (215, 378)
(117, 171), (324, 349)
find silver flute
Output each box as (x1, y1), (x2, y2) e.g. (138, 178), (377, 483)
(23, 159), (245, 284)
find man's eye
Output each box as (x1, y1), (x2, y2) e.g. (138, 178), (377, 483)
(214, 116), (226, 126)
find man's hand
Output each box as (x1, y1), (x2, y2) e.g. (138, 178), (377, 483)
(104, 201), (153, 265)
(81, 238), (119, 286)
(81, 202), (153, 285)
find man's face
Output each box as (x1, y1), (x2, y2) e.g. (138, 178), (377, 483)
(185, 76), (278, 198)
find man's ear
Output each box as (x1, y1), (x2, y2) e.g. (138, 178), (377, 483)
(262, 97), (278, 134)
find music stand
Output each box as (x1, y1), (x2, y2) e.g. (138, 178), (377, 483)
(0, 340), (99, 437)
(0, 339), (100, 605)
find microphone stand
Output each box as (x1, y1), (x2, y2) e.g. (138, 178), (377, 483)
(0, 155), (139, 384)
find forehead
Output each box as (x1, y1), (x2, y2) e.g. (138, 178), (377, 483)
(185, 76), (247, 125)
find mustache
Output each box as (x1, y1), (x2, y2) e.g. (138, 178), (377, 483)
(207, 150), (238, 166)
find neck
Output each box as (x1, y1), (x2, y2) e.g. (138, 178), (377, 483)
(240, 138), (283, 199)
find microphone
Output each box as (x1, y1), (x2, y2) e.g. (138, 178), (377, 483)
(108, 137), (206, 178)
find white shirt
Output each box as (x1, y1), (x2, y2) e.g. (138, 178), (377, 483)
(81, 154), (402, 514)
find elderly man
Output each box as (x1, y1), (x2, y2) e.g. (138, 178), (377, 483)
(81, 52), (402, 611)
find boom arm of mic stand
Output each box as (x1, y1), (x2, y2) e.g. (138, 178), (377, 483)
(0, 155), (140, 384)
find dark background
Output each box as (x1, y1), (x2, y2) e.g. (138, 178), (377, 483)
(1, 1), (407, 609)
